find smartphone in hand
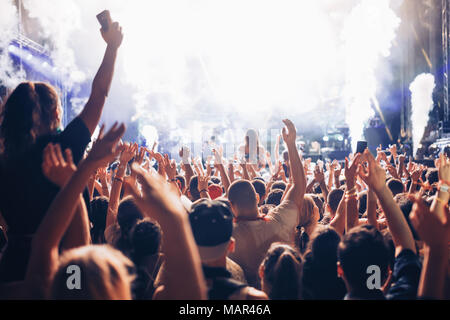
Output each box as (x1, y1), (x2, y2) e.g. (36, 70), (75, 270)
(356, 141), (368, 154)
(96, 10), (112, 31)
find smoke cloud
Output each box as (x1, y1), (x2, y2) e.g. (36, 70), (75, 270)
(0, 0), (402, 154)
(409, 73), (435, 156)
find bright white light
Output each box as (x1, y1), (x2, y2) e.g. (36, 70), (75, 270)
(410, 73), (435, 156)
(342, 0), (400, 151)
(1, 0), (402, 148)
(323, 136), (330, 142)
(141, 124), (159, 146)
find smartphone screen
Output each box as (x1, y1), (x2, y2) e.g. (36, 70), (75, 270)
(96, 10), (111, 31)
(356, 141), (368, 154)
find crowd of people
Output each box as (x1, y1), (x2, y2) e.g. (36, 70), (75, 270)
(0, 18), (449, 300)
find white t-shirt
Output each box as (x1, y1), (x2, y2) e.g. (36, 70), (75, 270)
(228, 199), (299, 288)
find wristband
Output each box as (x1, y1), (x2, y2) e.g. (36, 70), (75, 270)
(438, 182), (450, 193)
(345, 194), (358, 201)
(199, 189), (208, 193)
(114, 177), (123, 183)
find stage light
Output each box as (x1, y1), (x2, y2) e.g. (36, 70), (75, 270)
(323, 136), (330, 142)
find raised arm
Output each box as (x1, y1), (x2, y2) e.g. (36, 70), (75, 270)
(358, 149), (416, 256)
(282, 119), (306, 211)
(344, 154), (362, 232)
(213, 148), (231, 196)
(26, 124), (125, 297)
(366, 189), (378, 229)
(106, 142), (136, 230)
(410, 192), (450, 300)
(127, 165), (207, 300)
(41, 143), (91, 250)
(313, 164), (329, 200)
(79, 21), (123, 134)
(329, 191), (347, 236)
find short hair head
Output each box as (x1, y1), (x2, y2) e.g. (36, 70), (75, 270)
(338, 225), (390, 292)
(327, 188), (344, 214)
(51, 245), (135, 300)
(387, 179), (404, 197)
(252, 179), (266, 204)
(189, 176), (200, 201)
(130, 218), (162, 262)
(228, 180), (258, 216)
(117, 196), (144, 234)
(266, 189), (284, 206)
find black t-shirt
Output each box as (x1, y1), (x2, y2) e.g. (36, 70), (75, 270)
(0, 117), (91, 282)
(344, 249), (421, 300)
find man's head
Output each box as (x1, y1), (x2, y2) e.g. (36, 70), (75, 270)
(386, 178), (404, 197)
(337, 225), (390, 293)
(228, 180), (259, 218)
(327, 188), (344, 215)
(130, 218), (162, 261)
(271, 181), (287, 191)
(189, 199), (235, 263)
(266, 189), (284, 206)
(118, 196), (143, 234)
(188, 176), (200, 201)
(252, 179), (267, 206)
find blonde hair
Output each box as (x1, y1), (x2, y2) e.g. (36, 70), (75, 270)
(298, 195), (316, 227)
(295, 195), (317, 253)
(51, 245), (135, 300)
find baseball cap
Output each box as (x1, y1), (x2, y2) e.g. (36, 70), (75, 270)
(189, 199), (234, 262)
(208, 184), (223, 200)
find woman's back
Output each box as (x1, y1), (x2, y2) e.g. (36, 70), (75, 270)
(0, 117), (91, 282)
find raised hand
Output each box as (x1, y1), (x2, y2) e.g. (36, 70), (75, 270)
(389, 144), (398, 159)
(344, 153), (362, 186)
(334, 162), (342, 180)
(101, 21), (123, 48)
(135, 146), (146, 165)
(314, 164), (325, 184)
(358, 149), (386, 193)
(386, 164), (399, 179)
(163, 154), (178, 181)
(127, 164), (186, 224)
(197, 173), (210, 193)
(42, 143), (77, 187)
(410, 194), (450, 247)
(86, 123), (126, 168)
(410, 166), (424, 183)
(281, 119), (297, 146)
(179, 146), (190, 164)
(212, 148), (223, 165)
(97, 166), (108, 181)
(438, 153), (450, 183)
(119, 142), (137, 164)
